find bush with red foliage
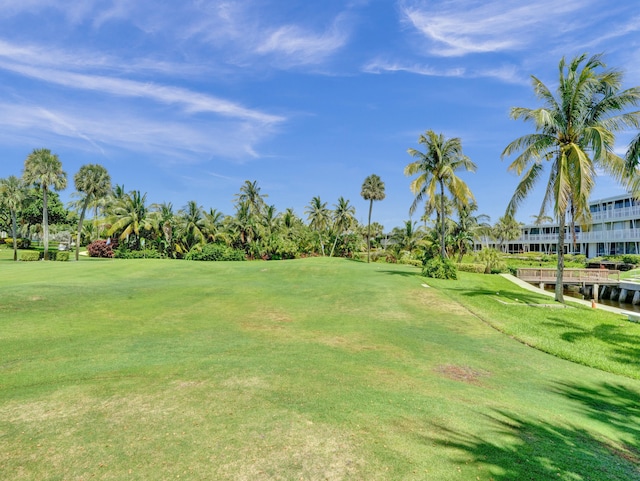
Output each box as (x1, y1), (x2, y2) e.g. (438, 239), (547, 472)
(87, 239), (114, 258)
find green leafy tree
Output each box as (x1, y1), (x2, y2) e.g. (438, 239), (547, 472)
(73, 164), (111, 261)
(22, 148), (67, 260)
(360, 174), (386, 263)
(0, 176), (26, 261)
(502, 53), (640, 302)
(405, 131), (476, 259)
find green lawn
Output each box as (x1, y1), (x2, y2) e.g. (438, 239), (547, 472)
(1, 257), (639, 480)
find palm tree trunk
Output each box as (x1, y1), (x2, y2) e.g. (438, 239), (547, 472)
(439, 180), (446, 259)
(76, 199), (90, 261)
(42, 187), (49, 261)
(329, 228), (339, 257)
(11, 210), (18, 261)
(555, 213), (566, 303)
(367, 199), (373, 263)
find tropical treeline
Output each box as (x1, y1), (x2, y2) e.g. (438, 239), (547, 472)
(2, 53), (640, 281)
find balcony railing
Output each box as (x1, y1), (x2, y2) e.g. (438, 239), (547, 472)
(517, 228), (640, 244)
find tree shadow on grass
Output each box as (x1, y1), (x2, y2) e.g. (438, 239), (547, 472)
(424, 381), (640, 480)
(374, 269), (421, 278)
(544, 316), (640, 367)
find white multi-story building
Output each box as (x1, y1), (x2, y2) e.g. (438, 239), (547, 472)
(479, 193), (640, 258)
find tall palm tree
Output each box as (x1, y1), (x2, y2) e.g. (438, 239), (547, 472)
(305, 196), (330, 256)
(73, 164), (111, 261)
(360, 174), (386, 263)
(405, 131), (476, 259)
(329, 197), (356, 257)
(0, 176), (26, 261)
(502, 53), (640, 302)
(22, 148), (67, 260)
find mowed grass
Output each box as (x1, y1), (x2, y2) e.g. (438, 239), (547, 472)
(427, 272), (640, 380)
(1, 257), (639, 480)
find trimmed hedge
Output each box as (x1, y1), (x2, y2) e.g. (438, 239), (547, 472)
(21, 252), (40, 261)
(55, 251), (69, 262)
(456, 263), (486, 273)
(114, 249), (163, 259)
(185, 243), (246, 261)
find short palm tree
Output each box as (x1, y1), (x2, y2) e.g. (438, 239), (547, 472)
(107, 190), (152, 249)
(305, 196), (330, 256)
(203, 208), (227, 244)
(235, 180), (267, 218)
(329, 197), (356, 257)
(405, 131), (476, 259)
(176, 201), (206, 253)
(73, 164), (111, 260)
(360, 174), (386, 263)
(22, 148), (67, 260)
(0, 176), (26, 261)
(502, 53), (640, 302)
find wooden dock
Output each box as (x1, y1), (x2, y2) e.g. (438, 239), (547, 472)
(517, 268), (620, 285)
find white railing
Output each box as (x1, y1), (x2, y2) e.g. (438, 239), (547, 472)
(517, 228), (640, 244)
(591, 205), (640, 222)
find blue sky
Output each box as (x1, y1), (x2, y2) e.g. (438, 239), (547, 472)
(1, 0), (639, 230)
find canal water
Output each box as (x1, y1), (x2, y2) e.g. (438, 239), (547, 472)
(546, 285), (640, 313)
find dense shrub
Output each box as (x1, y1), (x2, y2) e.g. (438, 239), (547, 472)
(21, 251), (40, 261)
(422, 257), (457, 280)
(456, 263), (486, 273)
(4, 238), (31, 249)
(114, 248), (162, 259)
(87, 240), (114, 258)
(185, 243), (246, 261)
(55, 251), (69, 261)
(42, 250), (57, 260)
(622, 254), (640, 266)
(475, 248), (506, 274)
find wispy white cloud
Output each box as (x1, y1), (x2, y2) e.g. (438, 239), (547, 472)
(0, 58), (283, 124)
(177, 2), (353, 68)
(399, 0), (592, 57)
(363, 58), (526, 84)
(255, 15), (350, 66)
(0, 39), (211, 78)
(0, 101), (274, 163)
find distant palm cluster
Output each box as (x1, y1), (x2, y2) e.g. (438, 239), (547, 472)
(2, 54), (640, 291)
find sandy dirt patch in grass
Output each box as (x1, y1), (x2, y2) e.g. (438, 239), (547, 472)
(215, 416), (366, 481)
(409, 288), (469, 316)
(434, 364), (490, 386)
